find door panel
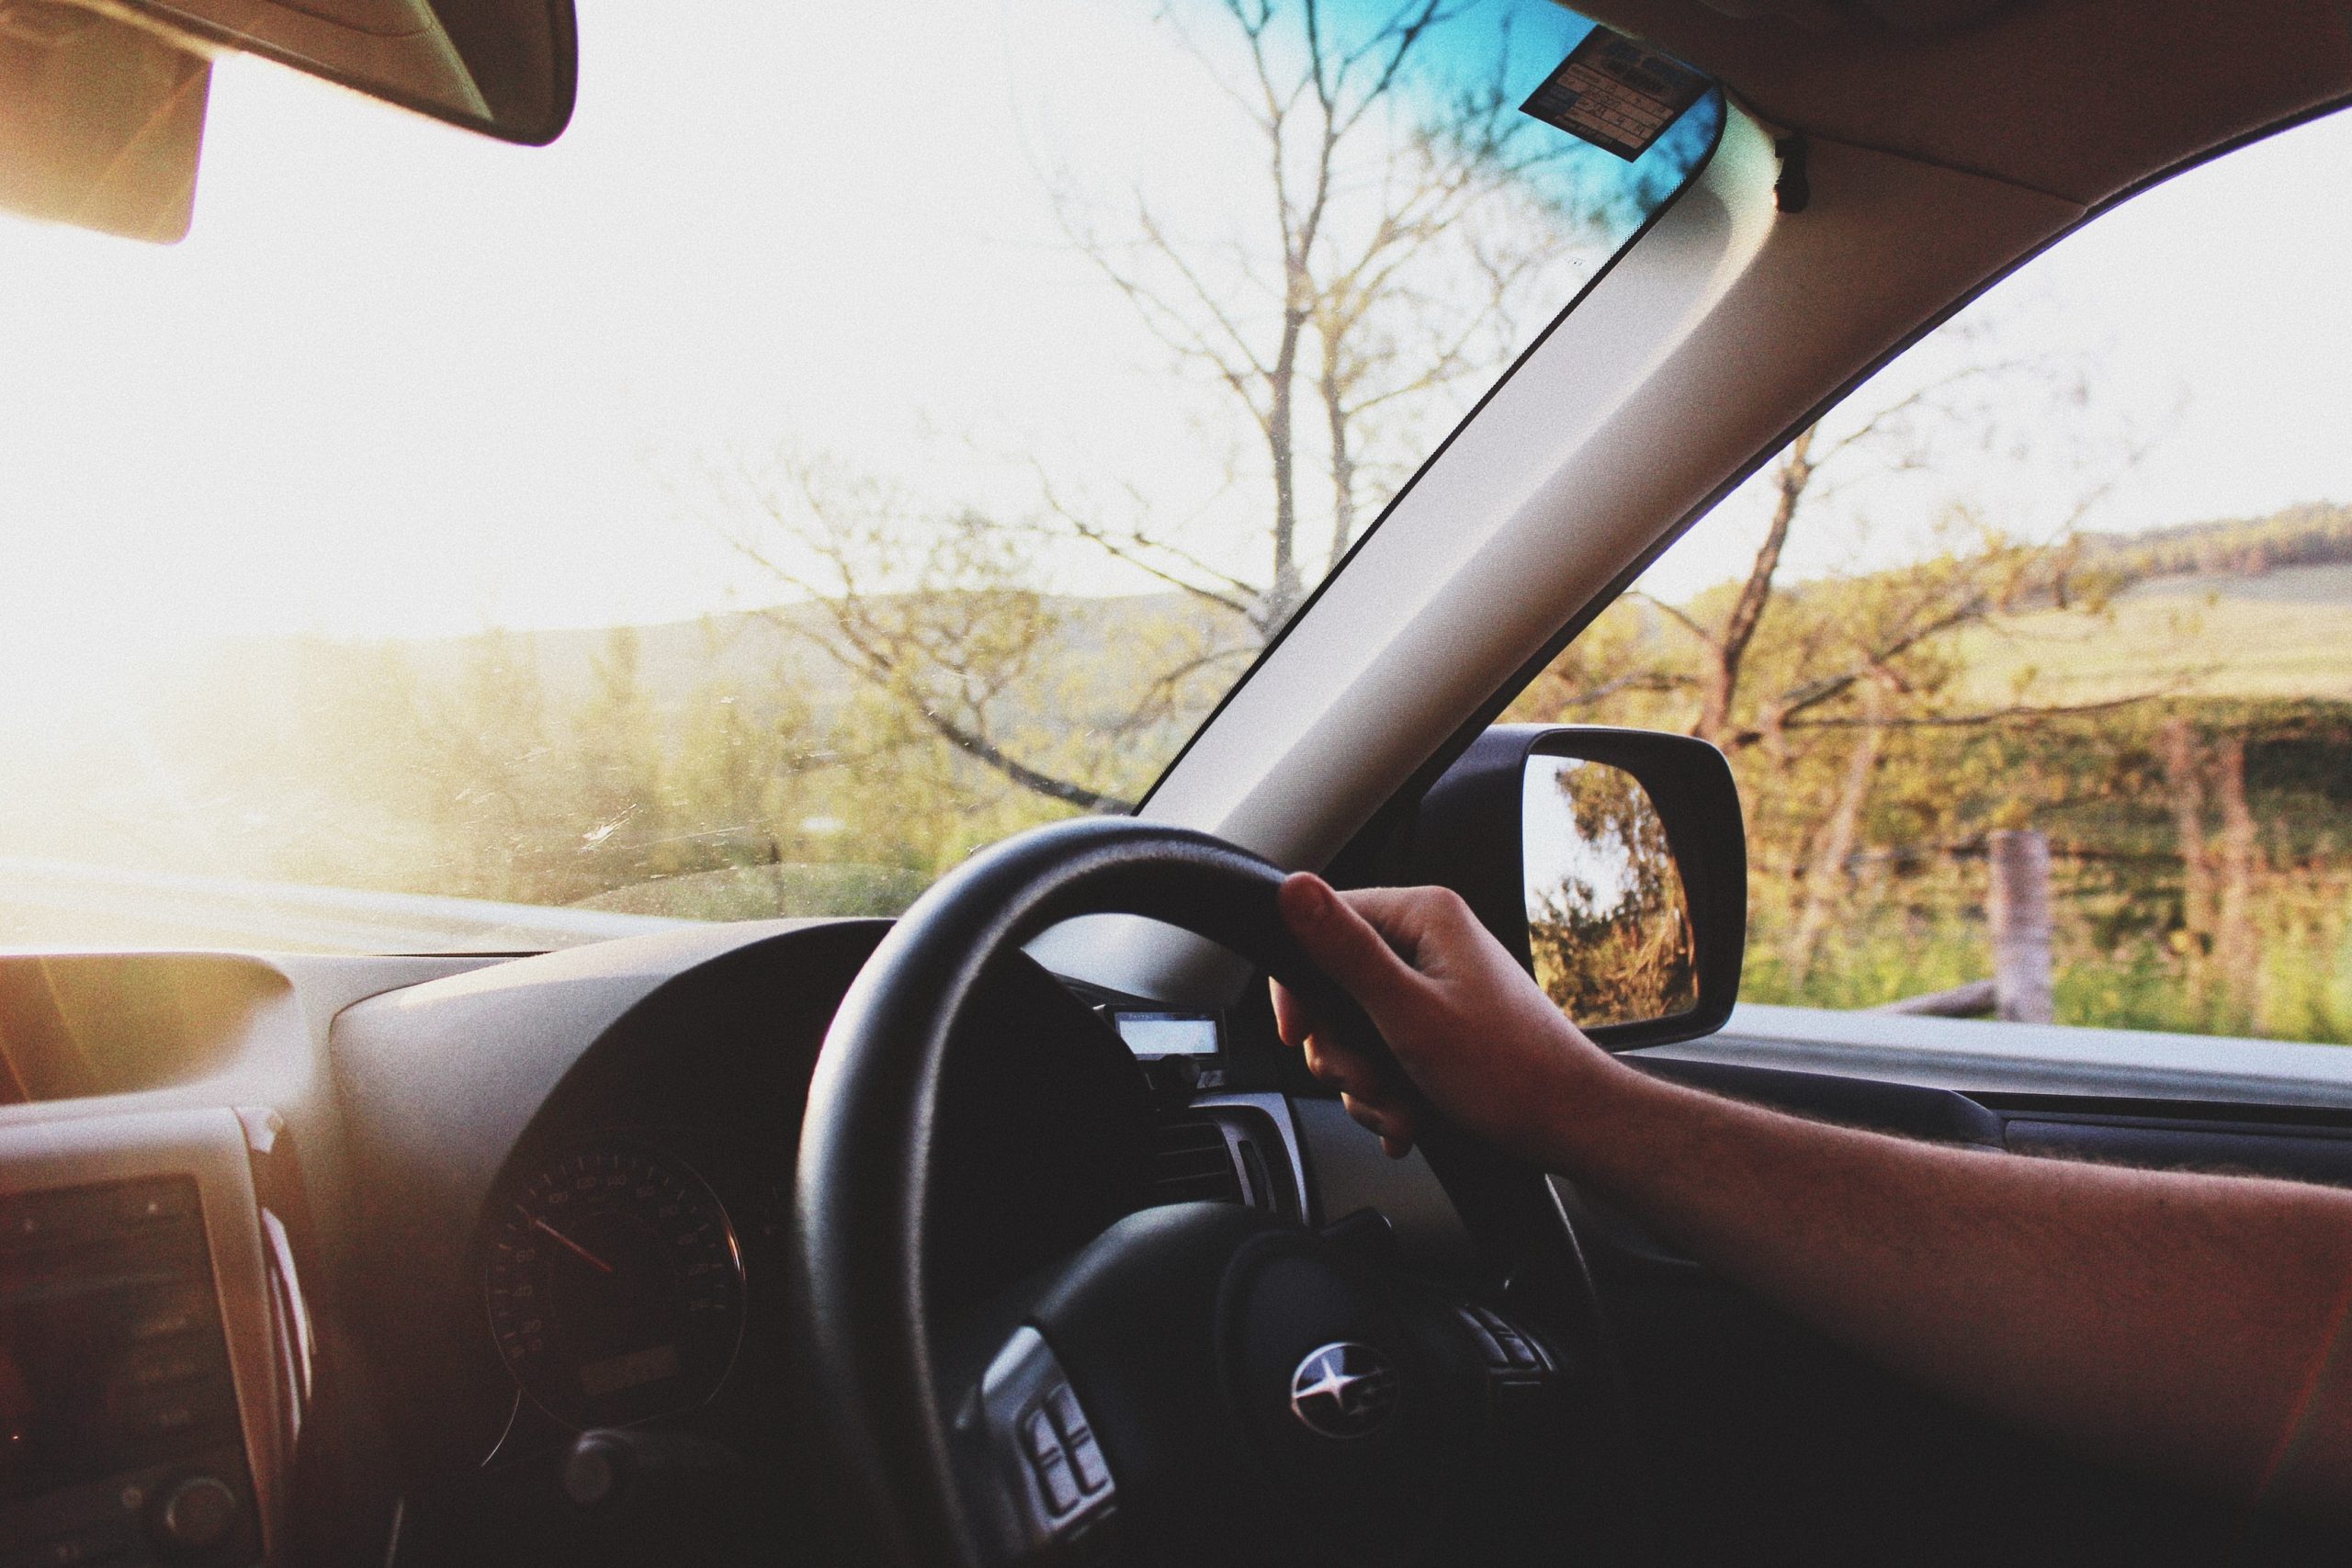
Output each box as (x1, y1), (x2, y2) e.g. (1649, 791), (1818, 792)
(1574, 1031), (2352, 1563)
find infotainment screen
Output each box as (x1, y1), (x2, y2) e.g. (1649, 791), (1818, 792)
(0, 1176), (257, 1566)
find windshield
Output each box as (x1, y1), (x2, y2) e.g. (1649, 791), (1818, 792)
(0, 0), (1716, 953)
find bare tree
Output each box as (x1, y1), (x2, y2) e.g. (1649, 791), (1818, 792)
(716, 453), (1243, 813)
(1783, 671), (1890, 982)
(1050, 0), (1618, 634)
(1510, 325), (2176, 993)
(1619, 350), (2142, 754)
(719, 1), (1648, 814)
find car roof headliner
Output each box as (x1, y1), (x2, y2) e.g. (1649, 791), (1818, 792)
(1575, 0), (2352, 203)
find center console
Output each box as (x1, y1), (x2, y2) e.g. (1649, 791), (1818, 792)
(0, 1112), (288, 1568)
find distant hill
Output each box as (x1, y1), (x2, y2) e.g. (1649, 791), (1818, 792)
(2076, 501), (2352, 587)
(144, 500), (2352, 747)
(2120, 560), (2352, 607)
(171, 591), (1234, 730)
(1950, 503), (2352, 708)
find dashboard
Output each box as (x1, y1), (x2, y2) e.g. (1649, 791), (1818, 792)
(7, 903), (2318, 1566)
(0, 919), (1340, 1567)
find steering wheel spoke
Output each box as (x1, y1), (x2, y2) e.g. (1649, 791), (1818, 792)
(956, 1325), (1119, 1565)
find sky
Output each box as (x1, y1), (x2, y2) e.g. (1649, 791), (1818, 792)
(0, 0), (2346, 712)
(1636, 102), (2352, 602)
(0, 0), (1666, 715)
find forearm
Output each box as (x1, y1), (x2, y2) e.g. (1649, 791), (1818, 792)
(1271, 874), (2352, 1516)
(1539, 1053), (2352, 1517)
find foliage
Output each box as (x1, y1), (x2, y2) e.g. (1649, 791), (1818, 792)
(1526, 759), (1697, 1027)
(1516, 578), (2352, 1043)
(32, 616), (1077, 919)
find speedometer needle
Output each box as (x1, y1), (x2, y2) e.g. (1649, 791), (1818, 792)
(530, 1213), (616, 1275)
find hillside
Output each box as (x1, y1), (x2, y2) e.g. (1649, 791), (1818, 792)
(2074, 501), (2352, 583)
(1956, 561), (2352, 706)
(163, 591), (1234, 734)
(144, 502), (2352, 730)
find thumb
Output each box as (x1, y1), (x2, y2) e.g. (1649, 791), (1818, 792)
(1277, 873), (1423, 1021)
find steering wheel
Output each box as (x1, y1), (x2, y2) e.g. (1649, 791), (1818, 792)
(795, 818), (1611, 1567)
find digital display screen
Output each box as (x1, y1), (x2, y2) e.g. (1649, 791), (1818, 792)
(0, 1178), (243, 1504)
(578, 1342), (681, 1399)
(1114, 1013), (1220, 1056)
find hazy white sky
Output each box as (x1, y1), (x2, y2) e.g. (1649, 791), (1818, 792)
(0, 0), (1647, 709)
(1639, 103), (2352, 601)
(0, 0), (2346, 705)
(1, 0), (1223, 659)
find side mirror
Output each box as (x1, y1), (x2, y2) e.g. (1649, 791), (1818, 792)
(1411, 725), (1746, 1050)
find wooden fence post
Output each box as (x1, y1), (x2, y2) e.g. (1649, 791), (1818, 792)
(1988, 828), (2054, 1024)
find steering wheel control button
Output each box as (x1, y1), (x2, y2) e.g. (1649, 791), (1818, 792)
(1065, 1431), (1110, 1495)
(1031, 1382), (1112, 1495)
(1463, 1305), (1552, 1372)
(1029, 1441), (1083, 1516)
(1019, 1409), (1059, 1466)
(974, 1329), (1118, 1553)
(1020, 1405), (1080, 1512)
(1042, 1383), (1086, 1442)
(1020, 1384), (1115, 1513)
(1287, 1342), (1400, 1439)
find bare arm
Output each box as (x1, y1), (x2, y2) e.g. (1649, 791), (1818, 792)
(1271, 873), (2352, 1521)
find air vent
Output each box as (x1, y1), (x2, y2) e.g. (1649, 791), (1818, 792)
(1148, 1114), (1246, 1206)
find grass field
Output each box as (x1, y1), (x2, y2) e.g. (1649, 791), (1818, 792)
(1953, 564), (2352, 706)
(1744, 556), (2352, 1043)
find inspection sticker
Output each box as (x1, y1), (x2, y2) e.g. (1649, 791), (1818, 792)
(1520, 28), (1710, 161)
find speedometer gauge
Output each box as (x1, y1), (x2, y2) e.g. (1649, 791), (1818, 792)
(484, 1142), (746, 1428)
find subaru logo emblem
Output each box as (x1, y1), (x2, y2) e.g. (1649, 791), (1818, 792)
(1287, 1342), (1398, 1439)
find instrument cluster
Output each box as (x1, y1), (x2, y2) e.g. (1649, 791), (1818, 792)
(481, 1137), (765, 1431)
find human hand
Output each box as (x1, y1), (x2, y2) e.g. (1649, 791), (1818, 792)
(1270, 872), (1613, 1163)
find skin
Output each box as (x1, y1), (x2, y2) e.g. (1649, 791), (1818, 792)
(1271, 872), (2352, 1525)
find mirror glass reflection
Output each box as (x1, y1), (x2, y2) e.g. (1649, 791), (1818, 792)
(1522, 756), (1698, 1029)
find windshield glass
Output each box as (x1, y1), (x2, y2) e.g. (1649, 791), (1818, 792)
(0, 0), (1716, 953)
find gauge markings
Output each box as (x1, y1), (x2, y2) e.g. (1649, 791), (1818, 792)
(484, 1142), (745, 1427)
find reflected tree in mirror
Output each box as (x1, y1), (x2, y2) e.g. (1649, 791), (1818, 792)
(1522, 756), (1697, 1028)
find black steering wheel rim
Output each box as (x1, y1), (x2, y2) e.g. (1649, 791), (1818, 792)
(794, 817), (1598, 1567)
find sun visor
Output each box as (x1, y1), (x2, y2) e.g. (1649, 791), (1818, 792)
(1689, 0), (2023, 33)
(1563, 0), (2352, 203)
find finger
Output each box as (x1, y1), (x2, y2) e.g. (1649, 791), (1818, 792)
(1351, 1093), (1419, 1148)
(1340, 1090), (1393, 1138)
(1269, 976), (1317, 1051)
(1277, 873), (1426, 1019)
(1281, 984), (1403, 1099)
(1340, 1091), (1423, 1154)
(1302, 1031), (1386, 1100)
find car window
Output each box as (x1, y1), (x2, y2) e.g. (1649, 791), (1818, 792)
(1507, 104), (2352, 1045)
(0, 2), (1718, 953)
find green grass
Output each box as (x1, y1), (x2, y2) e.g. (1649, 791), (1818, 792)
(1741, 862), (2352, 1045)
(1952, 570), (2352, 707)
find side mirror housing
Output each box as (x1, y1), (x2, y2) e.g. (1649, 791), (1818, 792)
(1410, 725), (1746, 1050)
